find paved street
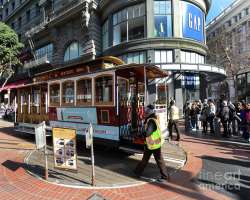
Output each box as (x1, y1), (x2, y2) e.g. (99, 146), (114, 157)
(1, 119), (247, 199)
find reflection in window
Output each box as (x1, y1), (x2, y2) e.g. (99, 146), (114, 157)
(62, 81), (75, 105)
(95, 76), (113, 104)
(118, 79), (128, 102)
(77, 79), (92, 105)
(64, 42), (83, 62)
(32, 89), (40, 114)
(155, 50), (173, 64)
(180, 51), (205, 64)
(154, 0), (172, 38)
(35, 43), (53, 62)
(119, 51), (146, 64)
(113, 3), (145, 45)
(102, 20), (109, 50)
(50, 84), (60, 106)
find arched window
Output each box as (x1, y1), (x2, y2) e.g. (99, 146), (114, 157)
(64, 42), (83, 62)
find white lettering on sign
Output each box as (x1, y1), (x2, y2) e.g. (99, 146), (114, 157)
(188, 12), (201, 31)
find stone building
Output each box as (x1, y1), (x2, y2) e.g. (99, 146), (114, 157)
(206, 0), (250, 101)
(0, 0), (225, 110)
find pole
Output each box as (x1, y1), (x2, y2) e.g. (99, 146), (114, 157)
(14, 96), (17, 124)
(89, 123), (95, 186)
(43, 122), (48, 180)
(44, 143), (48, 180)
(144, 66), (147, 106)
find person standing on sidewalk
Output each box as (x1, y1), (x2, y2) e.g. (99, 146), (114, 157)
(168, 100), (180, 141)
(219, 100), (230, 137)
(207, 100), (216, 134)
(134, 104), (169, 182)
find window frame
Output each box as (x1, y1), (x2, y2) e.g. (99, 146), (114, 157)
(49, 82), (61, 107)
(61, 80), (75, 107)
(64, 42), (83, 62)
(94, 74), (114, 106)
(76, 78), (93, 106)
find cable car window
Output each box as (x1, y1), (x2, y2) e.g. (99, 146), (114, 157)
(118, 78), (128, 102)
(95, 75), (113, 105)
(77, 78), (92, 105)
(62, 81), (75, 106)
(32, 88), (40, 114)
(49, 83), (60, 106)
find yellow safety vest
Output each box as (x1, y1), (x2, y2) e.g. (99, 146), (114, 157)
(145, 118), (163, 150)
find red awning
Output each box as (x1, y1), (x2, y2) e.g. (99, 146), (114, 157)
(0, 80), (28, 92)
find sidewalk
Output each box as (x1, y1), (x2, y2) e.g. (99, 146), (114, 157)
(0, 119), (242, 200)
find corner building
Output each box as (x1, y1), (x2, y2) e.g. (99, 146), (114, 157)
(100, 0), (225, 112)
(0, 0), (225, 112)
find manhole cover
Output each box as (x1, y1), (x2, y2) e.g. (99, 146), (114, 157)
(87, 193), (108, 200)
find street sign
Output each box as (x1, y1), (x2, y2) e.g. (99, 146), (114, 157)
(52, 127), (77, 171)
(35, 121), (46, 150)
(86, 123), (93, 149)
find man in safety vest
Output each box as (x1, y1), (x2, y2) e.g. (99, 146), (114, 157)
(134, 104), (169, 182)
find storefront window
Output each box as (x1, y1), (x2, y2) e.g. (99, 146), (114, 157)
(154, 0), (172, 38)
(155, 50), (173, 65)
(180, 51), (205, 64)
(95, 75), (113, 105)
(62, 81), (75, 105)
(119, 51), (146, 64)
(77, 78), (92, 105)
(113, 3), (145, 46)
(49, 83), (60, 106)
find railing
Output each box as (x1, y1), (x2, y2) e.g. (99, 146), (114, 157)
(25, 0), (86, 36)
(23, 55), (50, 69)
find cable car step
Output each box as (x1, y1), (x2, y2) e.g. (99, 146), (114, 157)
(119, 146), (144, 154)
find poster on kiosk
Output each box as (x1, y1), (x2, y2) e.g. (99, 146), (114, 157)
(53, 127), (77, 171)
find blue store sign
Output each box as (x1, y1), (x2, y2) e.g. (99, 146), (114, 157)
(181, 1), (204, 43)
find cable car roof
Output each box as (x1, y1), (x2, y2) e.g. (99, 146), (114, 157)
(115, 63), (168, 81)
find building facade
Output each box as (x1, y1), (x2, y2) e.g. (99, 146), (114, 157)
(0, 0), (225, 111)
(206, 0), (250, 102)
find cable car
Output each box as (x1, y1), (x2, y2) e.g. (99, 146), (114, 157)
(15, 57), (168, 148)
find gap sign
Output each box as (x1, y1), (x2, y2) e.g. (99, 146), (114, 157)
(181, 1), (204, 43)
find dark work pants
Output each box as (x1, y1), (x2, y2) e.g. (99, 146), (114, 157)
(222, 121), (229, 137)
(208, 116), (215, 133)
(168, 120), (180, 140)
(134, 148), (168, 179)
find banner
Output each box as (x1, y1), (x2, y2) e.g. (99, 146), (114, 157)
(53, 128), (77, 171)
(181, 1), (205, 43)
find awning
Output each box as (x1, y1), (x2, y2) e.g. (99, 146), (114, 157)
(0, 80), (28, 92)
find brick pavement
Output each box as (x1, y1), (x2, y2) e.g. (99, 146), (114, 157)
(0, 120), (246, 199)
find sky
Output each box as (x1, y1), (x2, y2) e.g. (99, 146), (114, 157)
(206, 0), (235, 24)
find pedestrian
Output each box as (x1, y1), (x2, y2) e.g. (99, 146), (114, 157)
(219, 100), (230, 137)
(244, 102), (250, 141)
(228, 101), (237, 136)
(184, 101), (192, 132)
(201, 101), (209, 133)
(207, 100), (216, 134)
(168, 100), (180, 141)
(190, 102), (197, 131)
(196, 100), (202, 130)
(134, 104), (169, 182)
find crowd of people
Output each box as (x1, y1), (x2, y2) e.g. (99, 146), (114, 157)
(184, 99), (250, 142)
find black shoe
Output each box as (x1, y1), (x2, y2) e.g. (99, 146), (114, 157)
(156, 177), (169, 183)
(133, 170), (141, 178)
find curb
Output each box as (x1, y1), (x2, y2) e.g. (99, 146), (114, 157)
(24, 145), (187, 189)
